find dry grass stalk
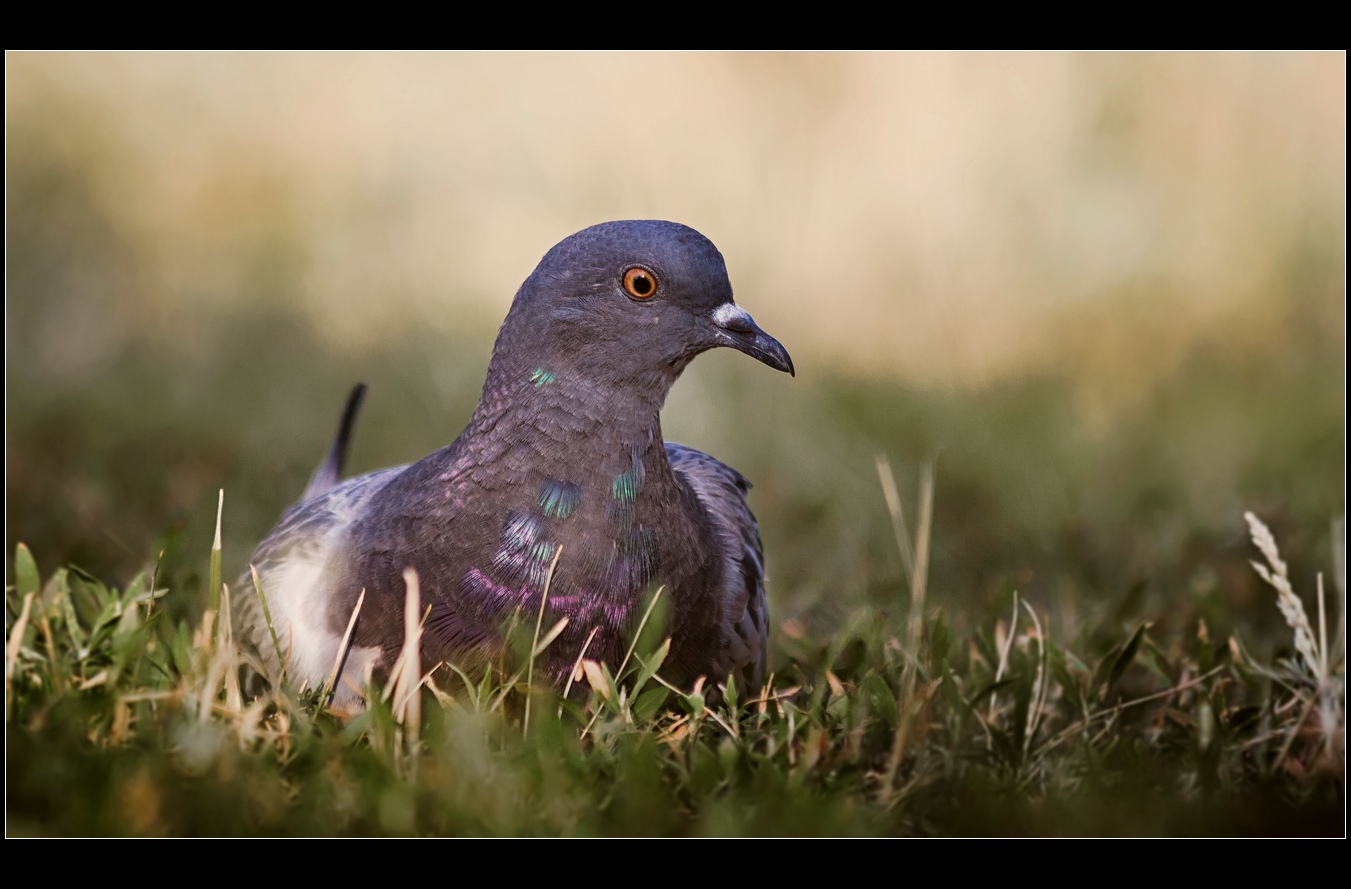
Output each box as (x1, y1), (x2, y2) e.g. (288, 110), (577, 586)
(878, 457), (936, 806)
(524, 545), (564, 736)
(219, 584), (242, 713)
(385, 568), (425, 753)
(989, 593), (1021, 725)
(250, 564), (288, 689)
(5, 592), (36, 721)
(561, 626), (601, 705)
(325, 589), (365, 708)
(36, 597), (63, 694)
(875, 456), (915, 584)
(1244, 510), (1344, 773)
(1245, 511), (1321, 678)
(1332, 516), (1346, 661)
(1021, 598), (1049, 762)
(910, 461), (934, 649)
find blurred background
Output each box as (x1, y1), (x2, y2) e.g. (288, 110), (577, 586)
(6, 52), (1344, 650)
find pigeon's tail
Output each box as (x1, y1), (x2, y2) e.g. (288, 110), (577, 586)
(300, 383), (367, 503)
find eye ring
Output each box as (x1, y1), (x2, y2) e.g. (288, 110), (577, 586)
(622, 266), (658, 300)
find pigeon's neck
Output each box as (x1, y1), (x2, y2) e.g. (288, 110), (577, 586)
(468, 359), (673, 458)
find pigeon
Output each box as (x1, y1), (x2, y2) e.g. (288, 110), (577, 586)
(235, 220), (794, 705)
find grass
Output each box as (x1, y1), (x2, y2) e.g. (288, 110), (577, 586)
(6, 464), (1344, 835)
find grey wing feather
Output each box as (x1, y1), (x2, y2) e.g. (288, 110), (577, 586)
(234, 463), (407, 694)
(666, 443), (769, 693)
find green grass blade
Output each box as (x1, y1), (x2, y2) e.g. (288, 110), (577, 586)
(13, 543), (40, 600)
(208, 490), (224, 613)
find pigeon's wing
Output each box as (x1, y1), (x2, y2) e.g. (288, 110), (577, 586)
(666, 443), (769, 694)
(235, 462), (408, 704)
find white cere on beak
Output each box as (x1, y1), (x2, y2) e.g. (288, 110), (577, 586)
(712, 303), (754, 331)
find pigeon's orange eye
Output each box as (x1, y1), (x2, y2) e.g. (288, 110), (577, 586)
(623, 267), (658, 299)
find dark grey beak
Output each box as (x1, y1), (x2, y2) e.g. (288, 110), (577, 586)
(711, 303), (795, 377)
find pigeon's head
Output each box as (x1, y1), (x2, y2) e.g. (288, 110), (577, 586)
(491, 221), (793, 401)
